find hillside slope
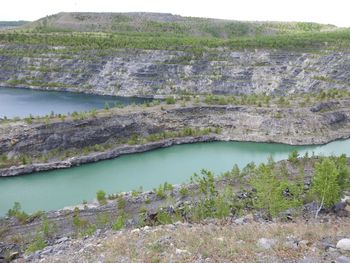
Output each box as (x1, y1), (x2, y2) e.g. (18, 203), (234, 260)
(24, 218), (350, 263)
(1, 13), (349, 97)
(22, 12), (336, 37)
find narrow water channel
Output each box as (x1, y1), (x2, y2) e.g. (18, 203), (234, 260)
(0, 139), (349, 216)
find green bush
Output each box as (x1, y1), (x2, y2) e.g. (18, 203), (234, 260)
(96, 190), (107, 205)
(41, 217), (57, 238)
(7, 202), (29, 224)
(117, 196), (126, 211)
(288, 150), (299, 164)
(311, 158), (345, 217)
(179, 186), (189, 197)
(96, 213), (110, 228)
(112, 214), (125, 231)
(249, 163), (302, 218)
(26, 235), (46, 254)
(165, 97), (176, 104)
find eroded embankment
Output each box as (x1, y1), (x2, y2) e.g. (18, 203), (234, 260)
(1, 100), (350, 176)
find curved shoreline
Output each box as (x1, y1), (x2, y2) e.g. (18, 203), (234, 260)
(1, 133), (350, 177)
(0, 84), (163, 100)
(1, 95), (350, 177)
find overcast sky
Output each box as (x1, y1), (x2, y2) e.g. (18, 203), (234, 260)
(1, 0), (350, 27)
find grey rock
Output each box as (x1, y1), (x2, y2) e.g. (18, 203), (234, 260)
(284, 240), (299, 250)
(257, 238), (277, 250)
(41, 246), (53, 255)
(318, 237), (336, 251)
(297, 257), (319, 263)
(337, 239), (350, 251)
(337, 256), (350, 263)
(55, 237), (69, 244)
(2, 47), (350, 98)
(234, 217), (245, 225)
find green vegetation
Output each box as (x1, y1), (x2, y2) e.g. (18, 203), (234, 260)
(96, 213), (110, 228)
(311, 156), (350, 217)
(154, 182), (174, 199)
(0, 124), (221, 170)
(72, 207), (96, 236)
(112, 214), (126, 231)
(4, 153), (350, 255)
(26, 235), (46, 254)
(127, 126), (221, 145)
(165, 97), (176, 104)
(96, 190), (107, 204)
(1, 26), (350, 54)
(20, 12), (336, 38)
(7, 202), (30, 224)
(117, 196), (126, 211)
(288, 150), (300, 165)
(249, 160), (302, 218)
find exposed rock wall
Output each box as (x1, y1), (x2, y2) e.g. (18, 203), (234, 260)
(1, 45), (350, 97)
(1, 101), (350, 176)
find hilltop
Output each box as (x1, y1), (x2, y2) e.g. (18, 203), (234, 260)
(21, 12), (337, 37)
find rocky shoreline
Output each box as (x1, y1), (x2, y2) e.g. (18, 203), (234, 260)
(0, 136), (217, 177)
(1, 100), (350, 177)
(1, 160), (349, 262)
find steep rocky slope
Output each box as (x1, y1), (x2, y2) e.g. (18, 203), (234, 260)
(1, 46), (350, 97)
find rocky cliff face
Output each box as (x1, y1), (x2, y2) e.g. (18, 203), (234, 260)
(1, 45), (350, 97)
(1, 100), (350, 176)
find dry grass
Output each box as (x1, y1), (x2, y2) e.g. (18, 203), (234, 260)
(98, 217), (350, 262)
(32, 216), (350, 262)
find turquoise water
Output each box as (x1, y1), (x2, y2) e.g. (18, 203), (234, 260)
(0, 139), (349, 216)
(0, 87), (150, 118)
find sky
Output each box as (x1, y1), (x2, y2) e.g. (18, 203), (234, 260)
(1, 0), (350, 27)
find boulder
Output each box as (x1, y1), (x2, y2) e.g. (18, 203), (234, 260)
(337, 239), (350, 251)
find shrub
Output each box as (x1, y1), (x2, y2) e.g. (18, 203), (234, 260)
(112, 214), (125, 231)
(249, 163), (302, 218)
(179, 186), (189, 197)
(127, 134), (139, 145)
(311, 158), (342, 217)
(333, 154), (350, 191)
(7, 202), (29, 224)
(156, 210), (173, 225)
(96, 190), (107, 205)
(26, 235), (46, 254)
(288, 150), (299, 164)
(104, 102), (110, 110)
(165, 97), (176, 104)
(96, 213), (110, 227)
(155, 184), (166, 199)
(117, 196), (126, 211)
(41, 217), (57, 238)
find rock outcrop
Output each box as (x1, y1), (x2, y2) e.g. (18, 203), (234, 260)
(1, 46), (350, 97)
(1, 100), (350, 176)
